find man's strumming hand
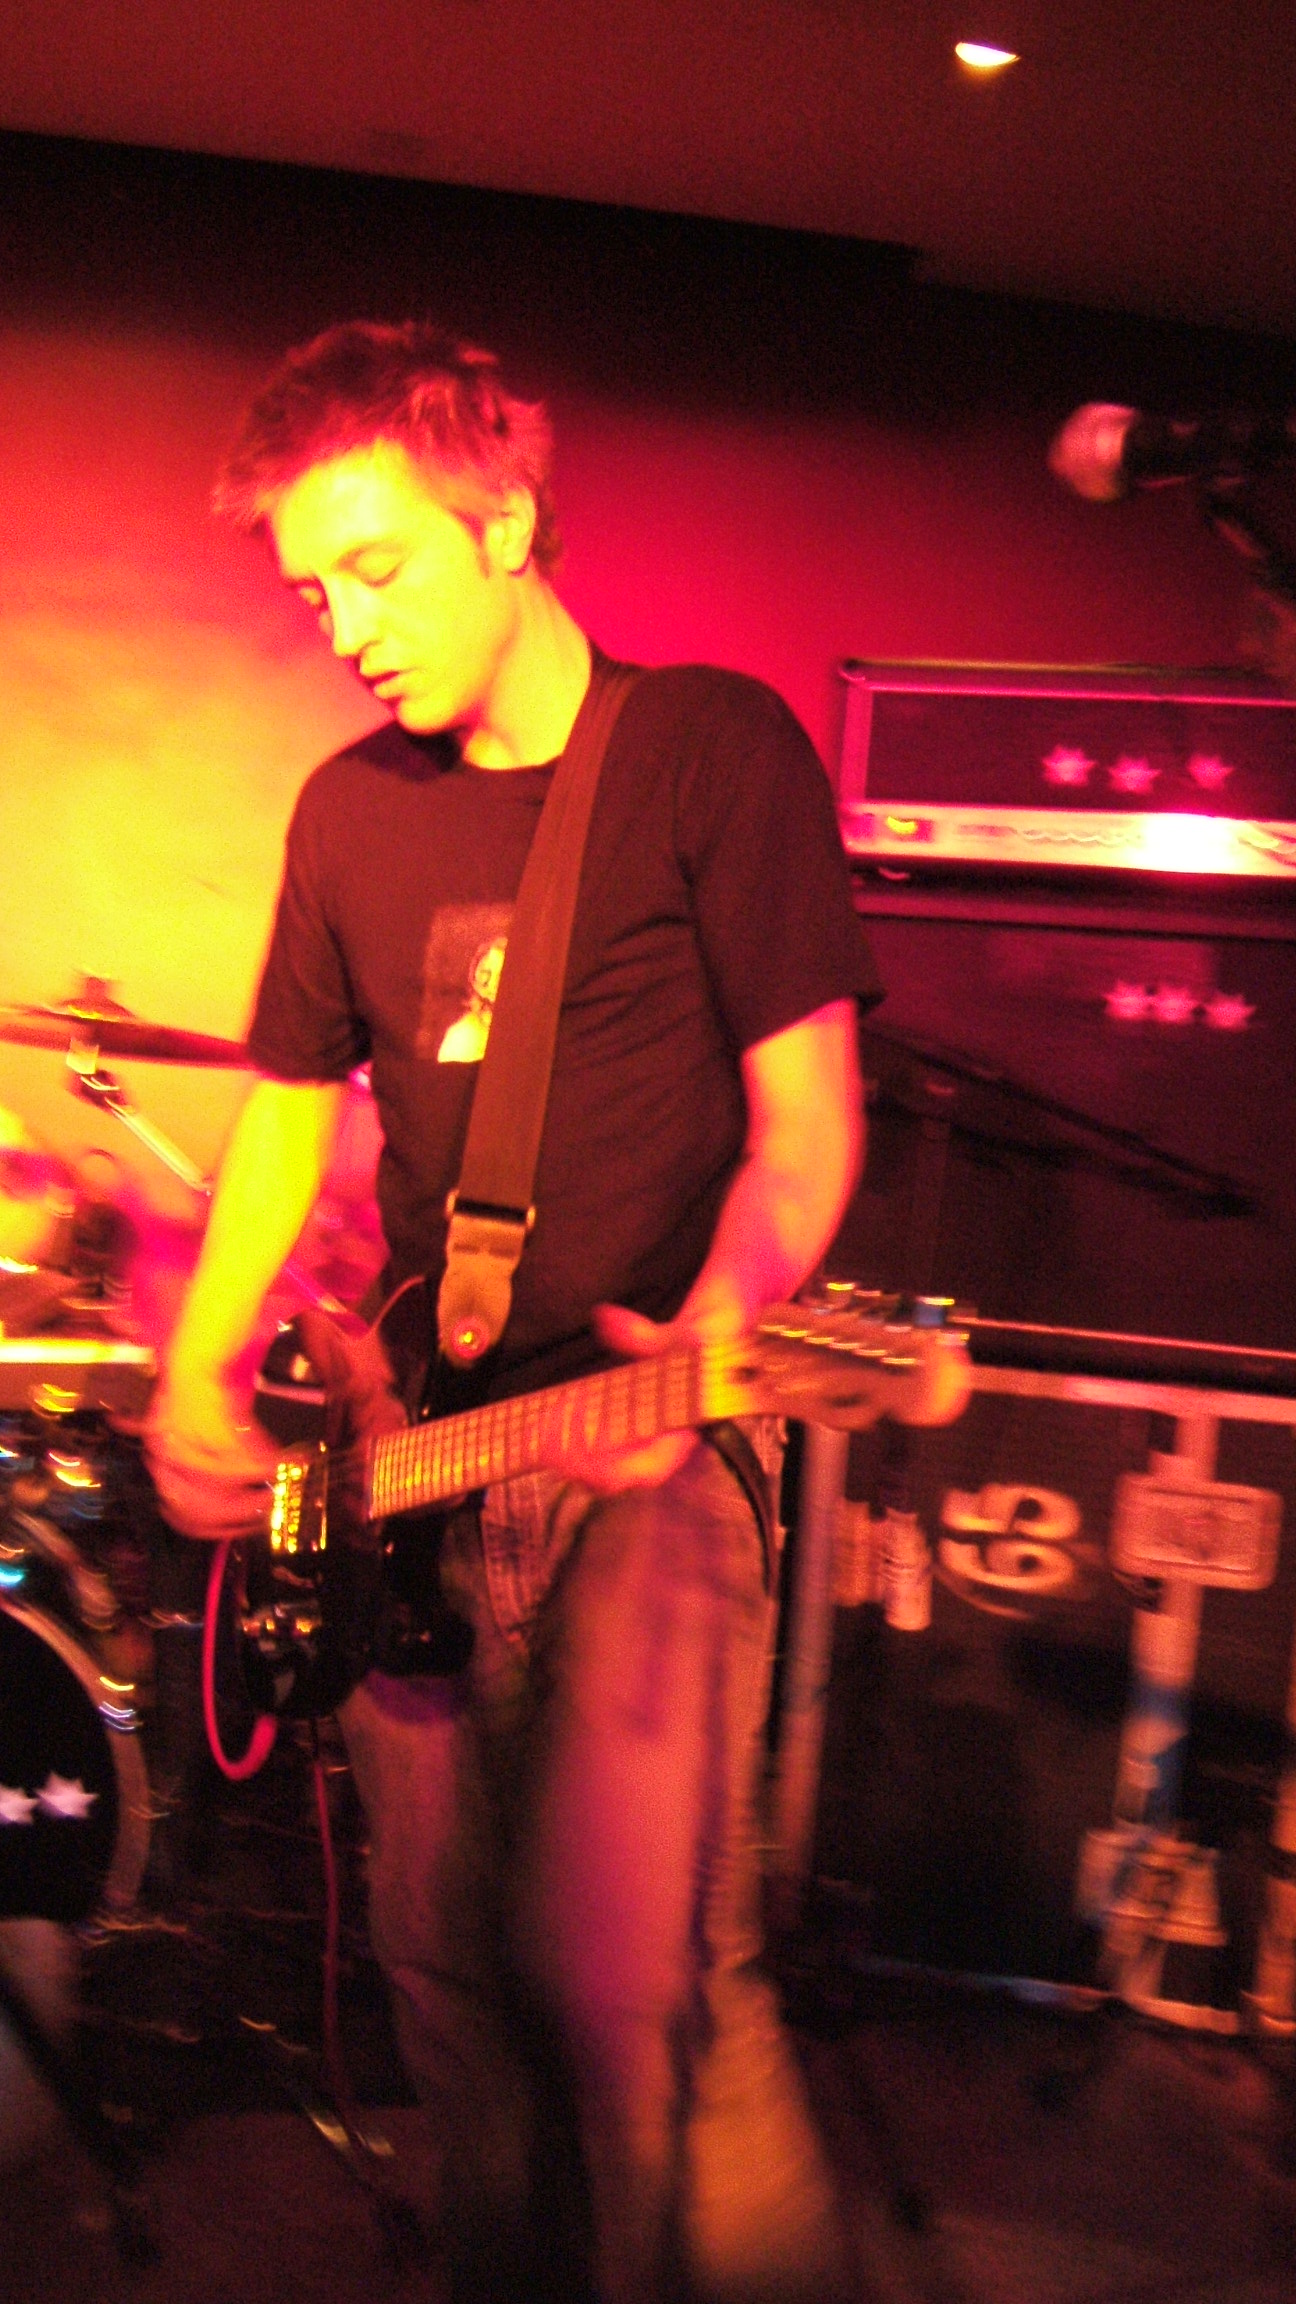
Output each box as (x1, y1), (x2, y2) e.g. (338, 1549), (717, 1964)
(145, 1366), (279, 1542)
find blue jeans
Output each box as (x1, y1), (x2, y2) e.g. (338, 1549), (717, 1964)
(339, 1425), (853, 2304)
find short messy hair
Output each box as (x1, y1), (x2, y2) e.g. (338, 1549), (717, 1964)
(212, 319), (561, 572)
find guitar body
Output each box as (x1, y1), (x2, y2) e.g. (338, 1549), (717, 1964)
(238, 1422), (377, 1719)
(238, 1432), (473, 1720)
(236, 1291), (971, 1719)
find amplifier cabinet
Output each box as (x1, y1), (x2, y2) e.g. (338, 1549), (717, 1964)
(838, 911), (1296, 1350)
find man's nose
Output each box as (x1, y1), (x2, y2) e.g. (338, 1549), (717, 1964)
(324, 581), (377, 660)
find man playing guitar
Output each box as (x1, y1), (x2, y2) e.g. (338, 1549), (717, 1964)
(146, 322), (879, 2304)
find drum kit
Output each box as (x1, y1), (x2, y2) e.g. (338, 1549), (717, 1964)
(0, 979), (277, 2165)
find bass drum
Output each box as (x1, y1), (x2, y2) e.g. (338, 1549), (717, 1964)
(0, 1601), (148, 1927)
(0, 1602), (149, 2166)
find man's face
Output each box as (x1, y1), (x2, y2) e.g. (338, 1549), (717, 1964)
(269, 439), (531, 741)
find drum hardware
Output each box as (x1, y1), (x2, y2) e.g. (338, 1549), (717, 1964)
(66, 1045), (212, 1196)
(0, 978), (249, 1068)
(3, 1500), (120, 1640)
(0, 976), (362, 1328)
(238, 2013), (432, 2270)
(0, 1138), (76, 1274)
(0, 1262), (80, 1336)
(0, 1948), (155, 2256)
(0, 1599), (150, 1923)
(2, 1404), (150, 1720)
(0, 970), (234, 1193)
(0, 1338), (156, 1418)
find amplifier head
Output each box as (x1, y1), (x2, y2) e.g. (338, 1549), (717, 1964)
(838, 662), (1296, 882)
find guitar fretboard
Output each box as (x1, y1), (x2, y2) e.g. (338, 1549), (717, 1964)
(365, 1345), (708, 1519)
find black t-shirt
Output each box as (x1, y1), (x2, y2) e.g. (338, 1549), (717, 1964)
(248, 660), (881, 1392)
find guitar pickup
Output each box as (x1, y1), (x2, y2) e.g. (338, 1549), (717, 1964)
(270, 1456), (308, 1553)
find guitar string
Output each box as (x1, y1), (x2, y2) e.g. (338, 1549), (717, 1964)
(282, 1320), (900, 1512)
(299, 1346), (701, 1499)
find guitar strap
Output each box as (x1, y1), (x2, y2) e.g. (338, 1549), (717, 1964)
(437, 652), (641, 1368)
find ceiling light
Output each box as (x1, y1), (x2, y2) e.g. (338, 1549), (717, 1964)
(955, 41), (1019, 71)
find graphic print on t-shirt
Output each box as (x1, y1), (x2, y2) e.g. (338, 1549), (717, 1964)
(416, 901), (513, 1065)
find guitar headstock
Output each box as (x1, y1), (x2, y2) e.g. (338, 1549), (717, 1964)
(709, 1291), (971, 1430)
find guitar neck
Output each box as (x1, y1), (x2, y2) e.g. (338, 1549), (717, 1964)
(365, 1345), (719, 1520)
(359, 1297), (969, 1521)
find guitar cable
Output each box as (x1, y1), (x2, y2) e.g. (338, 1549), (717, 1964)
(201, 1540), (363, 2165)
(202, 1538), (278, 1780)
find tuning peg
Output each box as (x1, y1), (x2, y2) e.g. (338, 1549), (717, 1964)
(911, 1296), (956, 1329)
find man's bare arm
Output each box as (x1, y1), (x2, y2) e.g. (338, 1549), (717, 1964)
(146, 1076), (344, 1536)
(589, 998), (865, 1487)
(677, 995), (864, 1339)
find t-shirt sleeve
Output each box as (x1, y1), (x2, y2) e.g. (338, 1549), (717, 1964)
(673, 672), (883, 1051)
(245, 774), (371, 1081)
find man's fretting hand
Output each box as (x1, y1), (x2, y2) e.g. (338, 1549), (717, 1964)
(569, 1286), (748, 1494)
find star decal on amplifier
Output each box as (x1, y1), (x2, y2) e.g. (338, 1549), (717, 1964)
(1042, 745), (1095, 787)
(1108, 756), (1160, 794)
(1187, 753), (1234, 790)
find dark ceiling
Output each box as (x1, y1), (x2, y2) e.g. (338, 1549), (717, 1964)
(1, 0), (1293, 339)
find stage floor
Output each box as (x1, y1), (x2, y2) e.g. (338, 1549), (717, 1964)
(2, 1714), (1294, 2304)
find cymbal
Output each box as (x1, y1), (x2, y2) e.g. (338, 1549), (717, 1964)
(0, 999), (249, 1067)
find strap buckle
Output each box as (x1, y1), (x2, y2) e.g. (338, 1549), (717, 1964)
(443, 1191), (536, 1231)
(438, 1196), (537, 1366)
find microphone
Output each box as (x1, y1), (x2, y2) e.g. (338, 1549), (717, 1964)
(1049, 402), (1296, 503)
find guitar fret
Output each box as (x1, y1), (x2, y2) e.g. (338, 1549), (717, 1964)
(498, 1394), (511, 1479)
(581, 1377), (600, 1452)
(538, 1386), (557, 1465)
(505, 1392), (522, 1480)
(604, 1363), (625, 1450)
(665, 1350), (690, 1433)
(316, 1306), (948, 1573)
(631, 1360), (653, 1442)
(404, 1425), (422, 1511)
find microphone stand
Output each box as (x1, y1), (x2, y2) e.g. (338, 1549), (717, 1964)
(1197, 477), (1296, 691)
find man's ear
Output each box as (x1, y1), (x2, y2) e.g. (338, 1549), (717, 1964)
(490, 488), (538, 574)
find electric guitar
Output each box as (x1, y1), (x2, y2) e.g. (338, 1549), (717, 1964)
(236, 1292), (970, 1718)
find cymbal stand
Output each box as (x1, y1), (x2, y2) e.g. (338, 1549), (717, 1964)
(66, 1033), (209, 1192)
(62, 1031), (354, 1325)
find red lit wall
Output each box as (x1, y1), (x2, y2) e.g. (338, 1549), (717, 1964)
(0, 137), (1289, 1242)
